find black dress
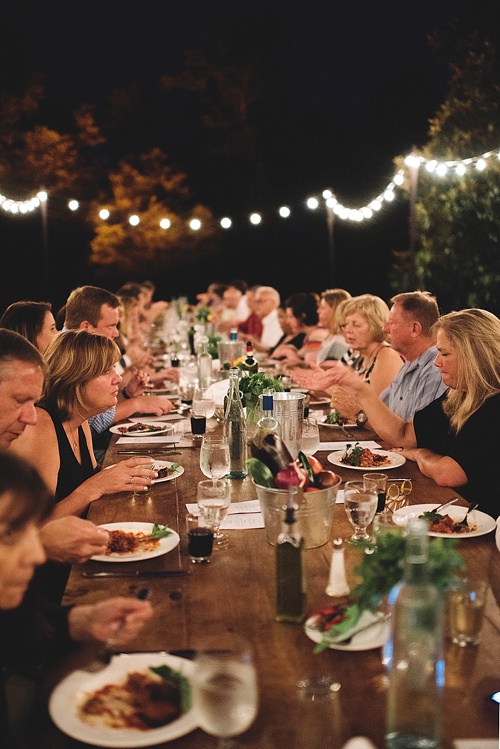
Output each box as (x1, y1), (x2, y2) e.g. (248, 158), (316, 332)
(33, 405), (99, 604)
(413, 391), (500, 517)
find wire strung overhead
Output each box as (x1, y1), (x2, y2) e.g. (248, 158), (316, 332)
(1, 146), (499, 229)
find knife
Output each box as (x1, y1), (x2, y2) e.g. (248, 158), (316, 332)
(82, 570), (189, 578)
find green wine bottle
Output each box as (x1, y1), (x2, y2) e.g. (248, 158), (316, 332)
(275, 487), (306, 623)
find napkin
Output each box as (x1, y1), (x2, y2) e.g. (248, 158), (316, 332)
(186, 500), (265, 529)
(454, 742), (498, 749)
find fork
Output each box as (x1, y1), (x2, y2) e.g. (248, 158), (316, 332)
(453, 502), (479, 531)
(82, 587), (151, 673)
(334, 613), (391, 645)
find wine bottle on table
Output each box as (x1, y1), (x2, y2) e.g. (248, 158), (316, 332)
(223, 368), (247, 479)
(275, 486), (306, 623)
(238, 341), (258, 375)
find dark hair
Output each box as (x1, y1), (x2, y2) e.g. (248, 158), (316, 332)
(64, 285), (120, 329)
(0, 452), (53, 527)
(227, 279), (248, 294)
(0, 301), (53, 349)
(0, 329), (45, 380)
(284, 292), (319, 326)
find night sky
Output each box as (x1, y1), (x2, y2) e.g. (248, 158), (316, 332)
(1, 0), (458, 308)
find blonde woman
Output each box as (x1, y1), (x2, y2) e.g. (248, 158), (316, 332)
(313, 309), (500, 516)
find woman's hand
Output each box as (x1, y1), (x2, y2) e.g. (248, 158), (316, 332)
(92, 457), (158, 497)
(68, 597), (153, 644)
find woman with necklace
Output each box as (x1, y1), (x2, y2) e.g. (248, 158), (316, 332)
(10, 330), (158, 602)
(292, 294), (404, 421)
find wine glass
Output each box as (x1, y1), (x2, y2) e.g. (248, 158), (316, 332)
(200, 435), (230, 486)
(192, 633), (258, 749)
(197, 478), (231, 549)
(192, 387), (216, 419)
(343, 480), (377, 541)
(300, 416), (320, 456)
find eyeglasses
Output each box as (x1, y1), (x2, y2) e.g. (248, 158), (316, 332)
(386, 478), (412, 512)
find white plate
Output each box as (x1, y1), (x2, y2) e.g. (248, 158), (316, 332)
(327, 449), (406, 471)
(110, 423), (174, 436)
(496, 519), (500, 553)
(322, 422), (357, 429)
(304, 610), (390, 652)
(90, 522), (180, 562)
(152, 460), (184, 484)
(392, 504), (496, 538)
(49, 652), (196, 747)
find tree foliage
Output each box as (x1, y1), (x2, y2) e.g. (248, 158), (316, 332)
(391, 0), (500, 314)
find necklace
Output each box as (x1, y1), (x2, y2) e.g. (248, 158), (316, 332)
(67, 423), (79, 455)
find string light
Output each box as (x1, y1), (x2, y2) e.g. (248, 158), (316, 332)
(1, 145), (499, 228)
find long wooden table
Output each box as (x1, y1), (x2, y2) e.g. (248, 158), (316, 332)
(34, 411), (500, 748)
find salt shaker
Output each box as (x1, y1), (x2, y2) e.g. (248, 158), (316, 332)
(325, 538), (350, 597)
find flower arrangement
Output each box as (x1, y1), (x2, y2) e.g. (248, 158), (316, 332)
(195, 306), (212, 323)
(313, 531), (465, 653)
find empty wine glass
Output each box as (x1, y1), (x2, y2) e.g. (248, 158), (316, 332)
(343, 480), (377, 541)
(200, 435), (230, 486)
(197, 478), (231, 549)
(192, 633), (258, 749)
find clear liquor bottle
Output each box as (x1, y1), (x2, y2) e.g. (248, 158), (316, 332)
(255, 390), (281, 439)
(238, 341), (258, 375)
(223, 368), (247, 479)
(385, 517), (444, 749)
(196, 335), (212, 389)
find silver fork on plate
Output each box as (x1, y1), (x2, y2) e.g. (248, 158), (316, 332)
(82, 587), (151, 673)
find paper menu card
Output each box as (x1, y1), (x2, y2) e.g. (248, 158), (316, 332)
(186, 500), (265, 530)
(316, 441), (381, 452)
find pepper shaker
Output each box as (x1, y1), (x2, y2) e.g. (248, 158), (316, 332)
(325, 538), (350, 597)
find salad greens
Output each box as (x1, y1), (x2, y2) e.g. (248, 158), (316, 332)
(150, 523), (173, 540)
(150, 664), (192, 712)
(313, 531), (465, 653)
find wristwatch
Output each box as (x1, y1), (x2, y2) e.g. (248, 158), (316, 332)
(355, 409), (368, 427)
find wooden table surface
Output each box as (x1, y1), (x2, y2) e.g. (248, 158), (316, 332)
(33, 408), (500, 749)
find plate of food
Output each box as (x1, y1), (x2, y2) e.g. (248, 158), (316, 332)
(327, 444), (406, 471)
(322, 410), (356, 429)
(392, 504), (496, 538)
(49, 651), (196, 747)
(90, 522), (180, 562)
(304, 604), (390, 652)
(152, 461), (184, 484)
(110, 423), (174, 437)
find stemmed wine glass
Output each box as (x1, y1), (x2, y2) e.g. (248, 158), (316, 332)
(343, 480), (378, 541)
(200, 435), (230, 486)
(197, 478), (231, 549)
(192, 633), (258, 749)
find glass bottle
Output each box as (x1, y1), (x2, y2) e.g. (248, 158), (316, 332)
(385, 517), (444, 749)
(197, 335), (212, 389)
(256, 391), (281, 439)
(275, 487), (306, 623)
(238, 340), (258, 375)
(223, 368), (247, 479)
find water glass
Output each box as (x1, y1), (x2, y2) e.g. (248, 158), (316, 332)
(192, 387), (216, 419)
(448, 578), (487, 646)
(197, 478), (231, 549)
(343, 480), (378, 541)
(363, 472), (388, 514)
(301, 416), (320, 456)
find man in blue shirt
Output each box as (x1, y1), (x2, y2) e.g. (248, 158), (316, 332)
(379, 291), (448, 420)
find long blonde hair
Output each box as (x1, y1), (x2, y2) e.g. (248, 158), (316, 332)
(434, 309), (500, 432)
